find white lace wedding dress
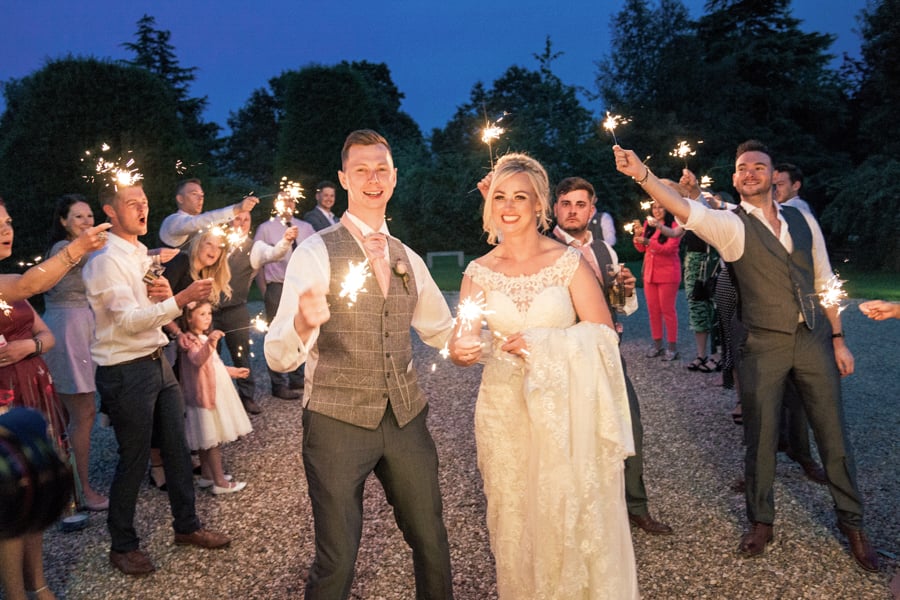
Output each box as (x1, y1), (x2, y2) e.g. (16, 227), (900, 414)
(466, 247), (639, 600)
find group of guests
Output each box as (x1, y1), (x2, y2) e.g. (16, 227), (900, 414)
(0, 127), (887, 599)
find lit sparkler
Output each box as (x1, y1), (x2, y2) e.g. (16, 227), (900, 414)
(480, 110), (508, 169)
(81, 144), (143, 191)
(0, 299), (12, 317)
(623, 220), (641, 235)
(640, 200), (653, 211)
(669, 140), (702, 168)
(339, 260), (371, 307)
(700, 175), (714, 188)
(223, 314), (270, 335)
(602, 111), (631, 145)
(818, 274), (848, 314)
(455, 292), (493, 336)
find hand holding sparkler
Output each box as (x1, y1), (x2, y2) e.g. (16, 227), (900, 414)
(294, 283), (331, 339)
(283, 226), (299, 244)
(476, 172), (494, 201)
(499, 331), (530, 359)
(679, 169), (702, 199)
(448, 293), (491, 366)
(612, 145), (649, 181)
(236, 195), (260, 214)
(174, 278), (214, 307)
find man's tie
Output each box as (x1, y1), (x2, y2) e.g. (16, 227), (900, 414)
(341, 214), (391, 297)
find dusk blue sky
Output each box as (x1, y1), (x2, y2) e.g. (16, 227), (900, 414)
(2, 1), (866, 134)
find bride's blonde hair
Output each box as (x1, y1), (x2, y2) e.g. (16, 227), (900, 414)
(482, 153), (551, 245)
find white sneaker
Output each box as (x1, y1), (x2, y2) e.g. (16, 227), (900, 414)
(662, 350), (680, 361)
(211, 481), (247, 495)
(197, 474), (233, 489)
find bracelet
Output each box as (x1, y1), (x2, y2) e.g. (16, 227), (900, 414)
(831, 332), (844, 339)
(59, 245), (80, 268)
(633, 167), (651, 185)
(26, 336), (43, 359)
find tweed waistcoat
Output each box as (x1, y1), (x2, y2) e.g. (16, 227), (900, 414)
(728, 205), (821, 333)
(309, 225), (423, 429)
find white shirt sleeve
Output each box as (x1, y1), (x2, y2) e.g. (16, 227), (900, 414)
(159, 205), (237, 247)
(249, 238), (291, 271)
(600, 212), (617, 246)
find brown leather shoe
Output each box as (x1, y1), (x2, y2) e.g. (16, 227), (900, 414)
(738, 522), (774, 557)
(798, 461), (827, 485)
(837, 523), (879, 572)
(629, 512), (673, 535)
(786, 450), (828, 485)
(174, 528), (231, 549)
(109, 549), (156, 575)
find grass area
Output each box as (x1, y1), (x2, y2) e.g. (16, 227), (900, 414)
(835, 266), (900, 301)
(429, 255), (469, 291)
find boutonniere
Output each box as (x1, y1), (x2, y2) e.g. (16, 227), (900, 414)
(392, 259), (410, 294)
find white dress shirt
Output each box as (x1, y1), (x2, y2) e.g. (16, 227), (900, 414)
(249, 237), (291, 271)
(682, 199), (835, 292)
(159, 205), (238, 248)
(265, 212), (453, 381)
(82, 233), (182, 365)
(783, 196), (813, 215)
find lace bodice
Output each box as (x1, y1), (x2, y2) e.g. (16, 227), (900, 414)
(464, 247), (580, 337)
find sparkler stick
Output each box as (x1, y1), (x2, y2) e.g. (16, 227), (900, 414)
(222, 314), (270, 335)
(602, 111), (631, 145)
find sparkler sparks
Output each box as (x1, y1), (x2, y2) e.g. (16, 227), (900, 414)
(222, 314), (269, 335)
(669, 140), (702, 168)
(700, 175), (714, 188)
(640, 200), (653, 211)
(818, 274), (848, 313)
(0, 300), (12, 317)
(480, 111), (509, 169)
(456, 292), (493, 336)
(623, 220), (641, 235)
(602, 111), (631, 145)
(339, 261), (371, 307)
(81, 144), (143, 191)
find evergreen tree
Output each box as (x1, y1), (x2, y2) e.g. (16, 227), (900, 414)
(122, 14), (220, 163)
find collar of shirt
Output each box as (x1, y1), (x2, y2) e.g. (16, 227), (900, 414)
(343, 211), (390, 261)
(552, 225), (593, 247)
(740, 199), (792, 250)
(107, 231), (148, 258)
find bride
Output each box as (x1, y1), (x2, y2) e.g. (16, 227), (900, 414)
(449, 154), (639, 599)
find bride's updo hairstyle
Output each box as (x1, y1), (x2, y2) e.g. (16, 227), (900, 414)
(483, 153), (551, 245)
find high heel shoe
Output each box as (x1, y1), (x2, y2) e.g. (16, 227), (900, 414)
(149, 464), (167, 491)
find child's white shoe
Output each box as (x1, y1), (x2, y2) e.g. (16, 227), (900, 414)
(197, 474), (232, 488)
(211, 481), (247, 495)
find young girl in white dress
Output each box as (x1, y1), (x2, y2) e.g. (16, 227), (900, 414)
(179, 300), (252, 495)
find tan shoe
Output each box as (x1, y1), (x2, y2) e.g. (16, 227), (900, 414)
(174, 528), (231, 549)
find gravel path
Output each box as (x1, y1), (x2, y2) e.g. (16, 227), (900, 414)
(31, 295), (898, 599)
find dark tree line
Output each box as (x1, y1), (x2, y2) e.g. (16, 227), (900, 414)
(1, 1), (898, 270)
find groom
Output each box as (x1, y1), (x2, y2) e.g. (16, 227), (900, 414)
(265, 130), (455, 599)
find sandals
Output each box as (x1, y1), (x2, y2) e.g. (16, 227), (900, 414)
(687, 356), (718, 373)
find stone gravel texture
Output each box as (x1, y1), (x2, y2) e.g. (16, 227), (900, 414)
(29, 295), (898, 599)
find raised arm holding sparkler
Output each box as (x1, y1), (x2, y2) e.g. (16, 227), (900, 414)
(614, 140), (881, 573)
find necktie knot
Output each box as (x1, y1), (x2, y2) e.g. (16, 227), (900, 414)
(363, 233), (387, 259)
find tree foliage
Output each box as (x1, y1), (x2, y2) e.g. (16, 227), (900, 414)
(122, 14), (220, 163)
(0, 57), (193, 265)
